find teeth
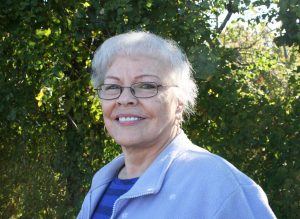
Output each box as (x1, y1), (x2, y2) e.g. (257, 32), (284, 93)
(119, 117), (142, 122)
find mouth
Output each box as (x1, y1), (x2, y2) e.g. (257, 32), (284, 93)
(116, 115), (145, 124)
(117, 116), (145, 122)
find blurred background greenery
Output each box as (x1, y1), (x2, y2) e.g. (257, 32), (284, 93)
(1, 0), (299, 218)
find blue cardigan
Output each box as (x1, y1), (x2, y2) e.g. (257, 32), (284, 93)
(77, 131), (276, 219)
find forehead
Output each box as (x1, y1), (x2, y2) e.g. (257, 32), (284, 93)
(105, 55), (172, 81)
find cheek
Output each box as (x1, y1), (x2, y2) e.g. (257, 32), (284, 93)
(101, 102), (114, 119)
(155, 96), (177, 120)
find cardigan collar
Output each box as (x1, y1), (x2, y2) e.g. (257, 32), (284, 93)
(89, 130), (191, 215)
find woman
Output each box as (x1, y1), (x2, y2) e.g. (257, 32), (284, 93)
(78, 31), (276, 219)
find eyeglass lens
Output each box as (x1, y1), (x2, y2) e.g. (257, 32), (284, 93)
(99, 82), (158, 99)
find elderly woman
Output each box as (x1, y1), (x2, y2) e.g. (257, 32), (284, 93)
(77, 31), (276, 219)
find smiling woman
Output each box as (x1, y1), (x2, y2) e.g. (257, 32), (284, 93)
(77, 31), (276, 219)
(100, 55), (181, 152)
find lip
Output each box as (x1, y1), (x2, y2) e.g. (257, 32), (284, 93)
(115, 114), (146, 126)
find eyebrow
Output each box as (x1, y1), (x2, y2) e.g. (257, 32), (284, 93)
(104, 74), (160, 81)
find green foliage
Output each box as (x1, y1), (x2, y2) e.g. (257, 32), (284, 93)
(275, 0), (300, 48)
(186, 21), (300, 218)
(0, 0), (299, 218)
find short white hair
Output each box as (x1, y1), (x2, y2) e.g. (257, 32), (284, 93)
(91, 31), (198, 116)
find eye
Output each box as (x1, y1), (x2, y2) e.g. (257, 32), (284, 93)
(136, 82), (157, 90)
(103, 84), (120, 91)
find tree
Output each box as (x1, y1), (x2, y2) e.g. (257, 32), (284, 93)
(275, 0), (300, 48)
(188, 21), (300, 218)
(0, 0), (299, 218)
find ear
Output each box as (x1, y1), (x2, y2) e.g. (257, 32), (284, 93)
(176, 101), (184, 114)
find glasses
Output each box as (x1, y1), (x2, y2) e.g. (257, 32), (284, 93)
(95, 82), (177, 100)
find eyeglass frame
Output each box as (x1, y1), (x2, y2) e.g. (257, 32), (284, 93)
(94, 82), (178, 100)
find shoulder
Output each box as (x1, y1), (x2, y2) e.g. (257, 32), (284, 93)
(167, 142), (275, 217)
(172, 142), (257, 189)
(169, 132), (253, 185)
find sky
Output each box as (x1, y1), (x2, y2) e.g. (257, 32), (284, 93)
(219, 3), (281, 30)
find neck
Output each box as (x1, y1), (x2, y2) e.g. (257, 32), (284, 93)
(118, 127), (180, 179)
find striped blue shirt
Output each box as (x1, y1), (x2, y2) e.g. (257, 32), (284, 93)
(92, 176), (138, 219)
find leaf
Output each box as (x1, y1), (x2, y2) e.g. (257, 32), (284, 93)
(35, 28), (52, 38)
(35, 89), (44, 107)
(82, 2), (90, 8)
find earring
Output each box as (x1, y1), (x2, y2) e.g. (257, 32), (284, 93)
(103, 125), (110, 137)
(176, 112), (183, 129)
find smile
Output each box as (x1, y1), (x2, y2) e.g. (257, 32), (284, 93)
(118, 117), (144, 122)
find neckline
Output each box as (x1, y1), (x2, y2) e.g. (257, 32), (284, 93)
(113, 176), (139, 185)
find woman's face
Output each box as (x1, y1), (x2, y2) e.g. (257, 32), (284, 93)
(101, 55), (181, 149)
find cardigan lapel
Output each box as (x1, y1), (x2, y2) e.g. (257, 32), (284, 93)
(88, 155), (125, 216)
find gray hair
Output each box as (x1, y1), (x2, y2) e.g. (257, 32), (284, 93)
(91, 31), (198, 116)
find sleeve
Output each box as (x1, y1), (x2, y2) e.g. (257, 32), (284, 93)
(212, 185), (277, 219)
(76, 192), (91, 219)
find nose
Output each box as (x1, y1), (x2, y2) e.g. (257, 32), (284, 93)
(117, 87), (138, 105)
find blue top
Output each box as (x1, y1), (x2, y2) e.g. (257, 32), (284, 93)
(92, 176), (138, 219)
(78, 131), (276, 219)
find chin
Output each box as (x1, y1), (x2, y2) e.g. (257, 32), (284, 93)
(112, 135), (139, 146)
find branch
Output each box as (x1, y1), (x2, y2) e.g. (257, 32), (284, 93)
(238, 39), (260, 50)
(67, 113), (79, 130)
(217, 11), (233, 33)
(282, 44), (288, 60)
